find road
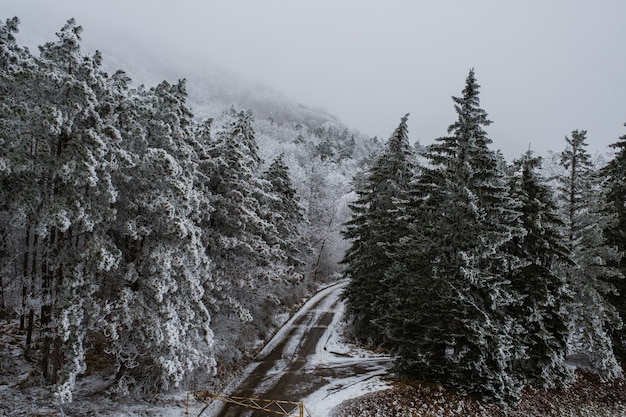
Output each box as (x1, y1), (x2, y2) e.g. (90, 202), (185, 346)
(202, 282), (392, 417)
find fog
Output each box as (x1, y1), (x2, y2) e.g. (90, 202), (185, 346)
(3, 0), (626, 159)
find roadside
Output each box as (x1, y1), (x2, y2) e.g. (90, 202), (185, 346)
(333, 369), (626, 417)
(203, 281), (393, 417)
(0, 281), (393, 417)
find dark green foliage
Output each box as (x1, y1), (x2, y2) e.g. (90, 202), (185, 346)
(370, 70), (526, 404)
(506, 151), (573, 387)
(558, 130), (622, 376)
(600, 126), (626, 360)
(262, 153), (309, 267)
(342, 114), (416, 346)
(397, 70), (523, 403)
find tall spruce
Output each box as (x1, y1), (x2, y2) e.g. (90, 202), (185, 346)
(506, 151), (573, 387)
(342, 114), (416, 346)
(558, 130), (623, 376)
(390, 70), (523, 403)
(205, 109), (300, 326)
(261, 153), (308, 269)
(600, 124), (626, 360)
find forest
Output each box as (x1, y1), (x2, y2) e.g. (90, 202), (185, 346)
(1, 16), (626, 408)
(342, 73), (626, 404)
(0, 17), (379, 402)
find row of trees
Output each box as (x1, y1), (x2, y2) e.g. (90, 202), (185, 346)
(342, 69), (626, 404)
(0, 18), (322, 400)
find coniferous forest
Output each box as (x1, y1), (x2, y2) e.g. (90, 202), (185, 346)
(0, 18), (374, 401)
(342, 70), (626, 404)
(2, 17), (626, 408)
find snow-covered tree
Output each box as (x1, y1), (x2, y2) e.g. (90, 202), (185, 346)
(388, 70), (523, 403)
(206, 109), (285, 308)
(0, 16), (38, 326)
(600, 124), (626, 360)
(0, 16), (372, 402)
(261, 153), (309, 268)
(342, 114), (416, 346)
(0, 18), (125, 399)
(102, 79), (217, 395)
(506, 151), (573, 387)
(303, 157), (352, 282)
(558, 130), (622, 376)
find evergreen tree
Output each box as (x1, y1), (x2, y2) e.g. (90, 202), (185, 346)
(205, 109), (296, 320)
(558, 130), (622, 376)
(261, 153), (308, 268)
(341, 114), (416, 346)
(103, 79), (217, 395)
(387, 70), (523, 403)
(0, 16), (39, 327)
(600, 124), (626, 360)
(506, 151), (573, 387)
(14, 19), (121, 398)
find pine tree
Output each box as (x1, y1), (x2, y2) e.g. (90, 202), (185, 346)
(600, 124), (626, 360)
(103, 79), (217, 395)
(14, 19), (123, 398)
(341, 114), (416, 346)
(0, 16), (39, 326)
(506, 151), (573, 387)
(261, 153), (308, 268)
(558, 130), (622, 377)
(205, 109), (298, 323)
(388, 70), (523, 403)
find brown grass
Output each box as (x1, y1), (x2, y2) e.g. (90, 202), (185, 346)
(333, 371), (626, 417)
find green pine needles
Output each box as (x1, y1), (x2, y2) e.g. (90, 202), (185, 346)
(342, 69), (625, 405)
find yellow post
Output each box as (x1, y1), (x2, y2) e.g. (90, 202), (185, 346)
(299, 401), (304, 417)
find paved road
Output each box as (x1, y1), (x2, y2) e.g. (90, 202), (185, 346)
(205, 282), (391, 417)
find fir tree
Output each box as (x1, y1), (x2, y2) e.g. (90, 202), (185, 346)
(261, 153), (308, 268)
(600, 124), (626, 360)
(342, 114), (416, 346)
(558, 130), (622, 376)
(506, 151), (573, 387)
(388, 70), (523, 403)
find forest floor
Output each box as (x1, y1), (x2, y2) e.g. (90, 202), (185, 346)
(332, 370), (626, 417)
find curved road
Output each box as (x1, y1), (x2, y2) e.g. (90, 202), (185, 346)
(205, 282), (391, 417)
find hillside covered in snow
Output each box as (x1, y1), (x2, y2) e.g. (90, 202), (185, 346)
(2, 15), (626, 417)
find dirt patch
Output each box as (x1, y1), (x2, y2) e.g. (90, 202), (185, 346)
(332, 371), (626, 417)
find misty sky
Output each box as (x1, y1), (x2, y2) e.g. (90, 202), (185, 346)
(3, 0), (626, 160)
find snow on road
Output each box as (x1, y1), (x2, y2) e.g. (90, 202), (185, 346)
(303, 287), (392, 416)
(0, 281), (392, 417)
(302, 300), (392, 417)
(201, 281), (393, 417)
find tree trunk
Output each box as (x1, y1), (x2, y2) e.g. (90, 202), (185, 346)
(25, 308), (34, 359)
(0, 273), (5, 322)
(20, 227), (31, 330)
(40, 228), (62, 382)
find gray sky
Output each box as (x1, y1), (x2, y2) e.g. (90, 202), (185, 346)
(3, 0), (626, 160)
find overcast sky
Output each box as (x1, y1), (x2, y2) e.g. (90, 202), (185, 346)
(3, 0), (626, 160)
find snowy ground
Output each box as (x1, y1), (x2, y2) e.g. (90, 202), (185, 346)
(0, 282), (393, 417)
(3, 283), (626, 417)
(300, 284), (393, 417)
(195, 281), (393, 417)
